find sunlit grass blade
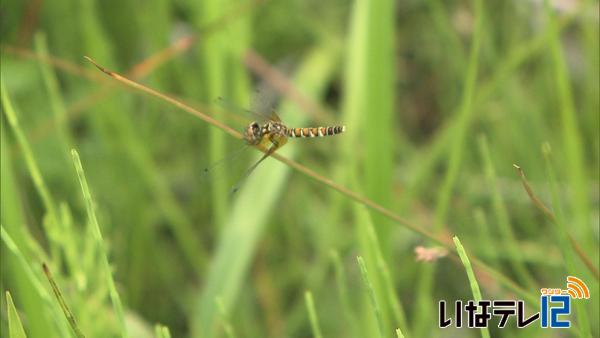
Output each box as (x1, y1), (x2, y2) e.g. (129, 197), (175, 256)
(154, 324), (172, 338)
(453, 236), (490, 338)
(215, 297), (237, 338)
(6, 291), (28, 338)
(345, 0), (396, 240)
(70, 149), (128, 338)
(304, 291), (324, 338)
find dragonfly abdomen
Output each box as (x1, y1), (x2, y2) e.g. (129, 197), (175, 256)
(287, 126), (346, 138)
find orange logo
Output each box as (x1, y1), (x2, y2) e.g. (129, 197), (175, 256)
(564, 276), (590, 299)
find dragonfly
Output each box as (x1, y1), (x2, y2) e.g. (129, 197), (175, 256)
(82, 56), (346, 192)
(208, 101), (346, 193)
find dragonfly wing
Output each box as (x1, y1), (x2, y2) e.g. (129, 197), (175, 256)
(202, 144), (250, 174)
(215, 96), (268, 124)
(269, 112), (282, 122)
(231, 143), (279, 194)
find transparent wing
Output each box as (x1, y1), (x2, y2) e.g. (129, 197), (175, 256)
(215, 96), (267, 123)
(269, 112), (282, 122)
(230, 143), (279, 194)
(215, 88), (281, 124)
(250, 88), (279, 120)
(200, 144), (251, 183)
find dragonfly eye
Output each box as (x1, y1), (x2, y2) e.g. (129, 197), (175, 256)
(244, 122), (262, 145)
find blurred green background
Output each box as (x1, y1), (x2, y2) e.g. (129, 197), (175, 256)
(1, 0), (598, 337)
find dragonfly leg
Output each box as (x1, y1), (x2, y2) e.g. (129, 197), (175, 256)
(267, 132), (287, 150)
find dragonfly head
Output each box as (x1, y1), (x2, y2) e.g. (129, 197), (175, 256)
(244, 121), (262, 145)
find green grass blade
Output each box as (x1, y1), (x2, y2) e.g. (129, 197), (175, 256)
(431, 0), (484, 233)
(352, 204), (390, 336)
(330, 250), (359, 338)
(2, 225), (72, 338)
(542, 144), (592, 337)
(1, 76), (61, 258)
(189, 0), (228, 227)
(361, 207), (409, 336)
(304, 291), (324, 338)
(472, 209), (498, 266)
(356, 256), (384, 338)
(34, 32), (74, 152)
(6, 291), (28, 338)
(1, 113), (58, 338)
(452, 236), (490, 338)
(545, 0), (590, 241)
(429, 0), (484, 232)
(70, 149), (128, 338)
(215, 297), (237, 338)
(0, 122), (24, 244)
(345, 0), (396, 241)
(154, 324), (172, 338)
(42, 263), (85, 338)
(1, 226), (51, 307)
(477, 134), (535, 288)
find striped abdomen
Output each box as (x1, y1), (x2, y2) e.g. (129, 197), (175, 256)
(287, 126), (346, 138)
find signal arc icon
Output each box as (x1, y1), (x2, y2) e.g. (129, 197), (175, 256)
(565, 276), (590, 299)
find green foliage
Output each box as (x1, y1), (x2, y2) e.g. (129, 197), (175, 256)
(304, 290), (323, 338)
(6, 291), (28, 338)
(453, 236), (490, 338)
(1, 0), (598, 337)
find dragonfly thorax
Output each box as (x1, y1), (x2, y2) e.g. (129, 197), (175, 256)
(243, 120), (288, 146)
(265, 121), (287, 135)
